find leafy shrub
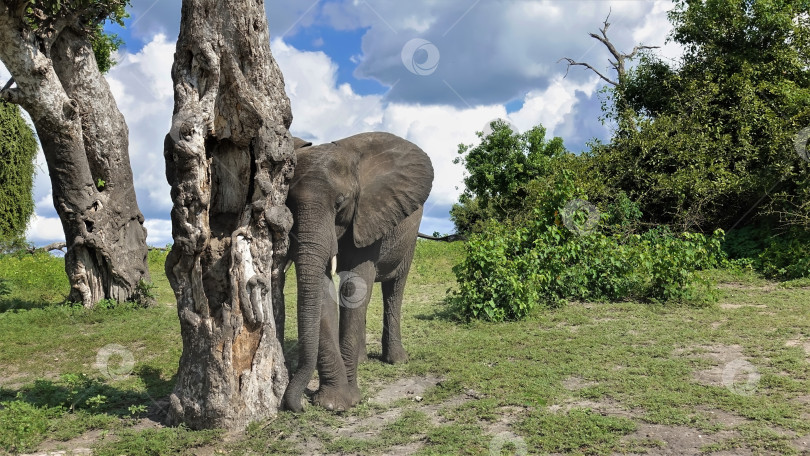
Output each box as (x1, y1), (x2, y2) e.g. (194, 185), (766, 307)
(0, 278), (9, 298)
(451, 122), (567, 234)
(0, 399), (59, 453)
(757, 229), (810, 280)
(449, 173), (725, 321)
(132, 279), (157, 307)
(721, 224), (772, 261)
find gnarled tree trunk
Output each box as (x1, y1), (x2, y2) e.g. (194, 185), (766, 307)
(164, 0), (295, 430)
(0, 2), (150, 308)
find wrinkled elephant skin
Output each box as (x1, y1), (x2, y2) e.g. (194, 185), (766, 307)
(281, 132), (434, 412)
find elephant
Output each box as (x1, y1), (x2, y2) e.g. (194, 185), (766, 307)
(281, 132), (434, 412)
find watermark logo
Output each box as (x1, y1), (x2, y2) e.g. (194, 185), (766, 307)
(324, 271), (369, 309)
(794, 126), (810, 162)
(95, 344), (135, 381)
(482, 118), (520, 138)
(721, 358), (760, 396)
(489, 431), (527, 455)
(338, 272), (369, 309)
(401, 38), (440, 76)
(561, 199), (601, 236)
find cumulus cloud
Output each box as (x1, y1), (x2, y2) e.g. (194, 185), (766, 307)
(320, 0), (675, 106)
(9, 0), (681, 245)
(106, 33), (176, 221)
(26, 215), (64, 245)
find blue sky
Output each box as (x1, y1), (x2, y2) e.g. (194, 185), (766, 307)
(12, 1), (684, 246)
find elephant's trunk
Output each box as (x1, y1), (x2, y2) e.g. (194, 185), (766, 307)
(282, 202), (336, 412)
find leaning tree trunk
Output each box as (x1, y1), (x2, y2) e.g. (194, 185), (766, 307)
(0, 3), (150, 308)
(164, 0), (295, 430)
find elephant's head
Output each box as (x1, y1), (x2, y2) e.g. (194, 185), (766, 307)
(281, 132), (433, 411)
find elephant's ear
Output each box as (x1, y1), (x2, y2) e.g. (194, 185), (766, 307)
(350, 133), (434, 248)
(293, 137), (313, 149)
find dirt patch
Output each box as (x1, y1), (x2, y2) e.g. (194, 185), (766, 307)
(337, 408), (403, 438)
(717, 283), (776, 291)
(694, 406), (749, 428)
(561, 376), (597, 391)
(20, 430), (99, 456)
(25, 415), (168, 456)
(621, 425), (747, 455)
(369, 375), (443, 405)
(719, 303), (767, 309)
(785, 338), (810, 358)
(20, 450), (93, 456)
(548, 398), (638, 419)
(682, 345), (761, 394)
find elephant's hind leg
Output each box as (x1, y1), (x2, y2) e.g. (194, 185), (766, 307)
(381, 273), (410, 364)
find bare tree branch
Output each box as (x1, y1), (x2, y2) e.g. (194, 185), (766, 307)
(560, 9), (659, 85)
(27, 242), (67, 254)
(558, 57), (618, 86)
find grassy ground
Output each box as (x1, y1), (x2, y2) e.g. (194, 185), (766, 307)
(0, 242), (809, 455)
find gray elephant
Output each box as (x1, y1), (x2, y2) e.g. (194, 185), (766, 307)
(281, 132), (434, 412)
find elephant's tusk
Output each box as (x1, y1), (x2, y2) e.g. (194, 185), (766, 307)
(331, 256), (337, 277)
(284, 260), (292, 274)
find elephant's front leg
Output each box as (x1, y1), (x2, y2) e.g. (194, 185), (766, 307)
(338, 264), (375, 406)
(313, 286), (354, 411)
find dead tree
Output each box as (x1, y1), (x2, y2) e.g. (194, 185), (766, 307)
(164, 0), (295, 430)
(0, 1), (151, 308)
(559, 11), (659, 87)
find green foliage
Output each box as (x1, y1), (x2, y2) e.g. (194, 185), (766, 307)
(22, 2), (130, 74)
(132, 279), (156, 308)
(450, 171), (725, 321)
(0, 399), (59, 454)
(0, 101), (38, 245)
(757, 229), (810, 280)
(24, 1), (131, 32)
(90, 26), (124, 74)
(595, 0), (810, 231)
(127, 403), (147, 416)
(451, 121), (567, 234)
(0, 278), (10, 298)
(722, 224), (773, 261)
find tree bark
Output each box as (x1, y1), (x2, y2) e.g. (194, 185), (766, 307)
(0, 2), (150, 307)
(164, 0), (295, 430)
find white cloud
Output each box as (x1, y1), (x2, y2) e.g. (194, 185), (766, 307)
(510, 75), (602, 137)
(632, 0), (684, 64)
(106, 33), (176, 218)
(144, 219), (173, 247)
(6, 0), (683, 245)
(25, 215), (64, 244)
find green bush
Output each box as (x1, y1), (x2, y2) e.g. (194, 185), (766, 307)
(0, 399), (59, 453)
(449, 173), (725, 321)
(0, 278), (9, 298)
(757, 229), (810, 280)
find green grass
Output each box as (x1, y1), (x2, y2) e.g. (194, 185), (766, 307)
(1, 240), (810, 454)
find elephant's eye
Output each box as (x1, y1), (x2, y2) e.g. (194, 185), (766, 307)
(335, 194), (346, 207)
